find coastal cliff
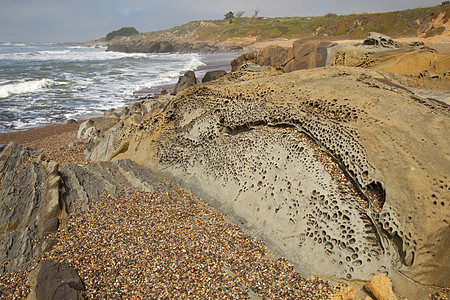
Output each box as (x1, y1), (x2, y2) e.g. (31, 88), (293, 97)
(106, 39), (244, 54)
(97, 2), (449, 54)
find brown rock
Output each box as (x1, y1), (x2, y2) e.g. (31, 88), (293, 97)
(170, 71), (200, 95)
(231, 40), (334, 73)
(202, 70), (227, 83)
(255, 45), (291, 70)
(36, 260), (85, 300)
(284, 40), (332, 72)
(93, 117), (119, 135)
(43, 217), (59, 235)
(365, 274), (398, 300)
(230, 51), (257, 71)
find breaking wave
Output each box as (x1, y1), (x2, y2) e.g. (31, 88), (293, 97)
(0, 79), (66, 98)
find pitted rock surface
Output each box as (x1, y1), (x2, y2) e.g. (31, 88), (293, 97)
(84, 66), (449, 299)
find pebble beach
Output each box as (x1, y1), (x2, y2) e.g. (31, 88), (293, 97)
(0, 123), (356, 299)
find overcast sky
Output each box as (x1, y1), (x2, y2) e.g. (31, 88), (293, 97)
(0, 0), (444, 42)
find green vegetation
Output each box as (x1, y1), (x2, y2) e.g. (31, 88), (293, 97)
(424, 26), (446, 38)
(105, 27), (139, 41)
(104, 3), (449, 44)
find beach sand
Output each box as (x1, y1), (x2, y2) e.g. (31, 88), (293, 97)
(0, 123), (86, 168)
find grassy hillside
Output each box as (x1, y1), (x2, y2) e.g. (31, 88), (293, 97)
(103, 2), (449, 44)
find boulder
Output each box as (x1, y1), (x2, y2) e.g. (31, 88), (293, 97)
(231, 40), (335, 72)
(202, 70), (227, 83)
(36, 260), (85, 300)
(93, 117), (119, 135)
(170, 71), (200, 95)
(284, 40), (333, 72)
(66, 119), (78, 125)
(231, 51), (258, 72)
(77, 117), (119, 145)
(365, 274), (398, 300)
(363, 32), (398, 48)
(255, 45), (291, 69)
(77, 119), (95, 139)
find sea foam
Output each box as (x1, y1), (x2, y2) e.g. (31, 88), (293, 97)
(0, 79), (64, 98)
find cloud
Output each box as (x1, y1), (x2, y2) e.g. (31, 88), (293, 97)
(0, 0), (444, 42)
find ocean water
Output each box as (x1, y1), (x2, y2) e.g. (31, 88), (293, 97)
(0, 42), (238, 132)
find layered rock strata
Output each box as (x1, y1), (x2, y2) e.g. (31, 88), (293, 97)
(0, 143), (65, 275)
(83, 66), (449, 299)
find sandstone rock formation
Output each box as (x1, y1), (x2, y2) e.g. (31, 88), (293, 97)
(232, 37), (450, 91)
(363, 32), (398, 48)
(231, 40), (337, 72)
(83, 66), (449, 299)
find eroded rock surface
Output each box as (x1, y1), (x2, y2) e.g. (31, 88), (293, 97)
(363, 32), (398, 48)
(232, 37), (450, 91)
(231, 40), (337, 72)
(84, 66), (449, 299)
(0, 143), (64, 275)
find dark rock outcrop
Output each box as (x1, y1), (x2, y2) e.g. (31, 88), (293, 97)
(0, 143), (65, 274)
(363, 32), (398, 48)
(170, 71), (200, 95)
(202, 70), (227, 83)
(0, 141), (180, 296)
(36, 260), (85, 300)
(106, 40), (242, 54)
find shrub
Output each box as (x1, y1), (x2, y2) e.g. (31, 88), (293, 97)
(106, 27), (139, 41)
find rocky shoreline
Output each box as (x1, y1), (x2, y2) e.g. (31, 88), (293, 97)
(1, 36), (449, 299)
(0, 124), (358, 299)
(105, 39), (244, 54)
